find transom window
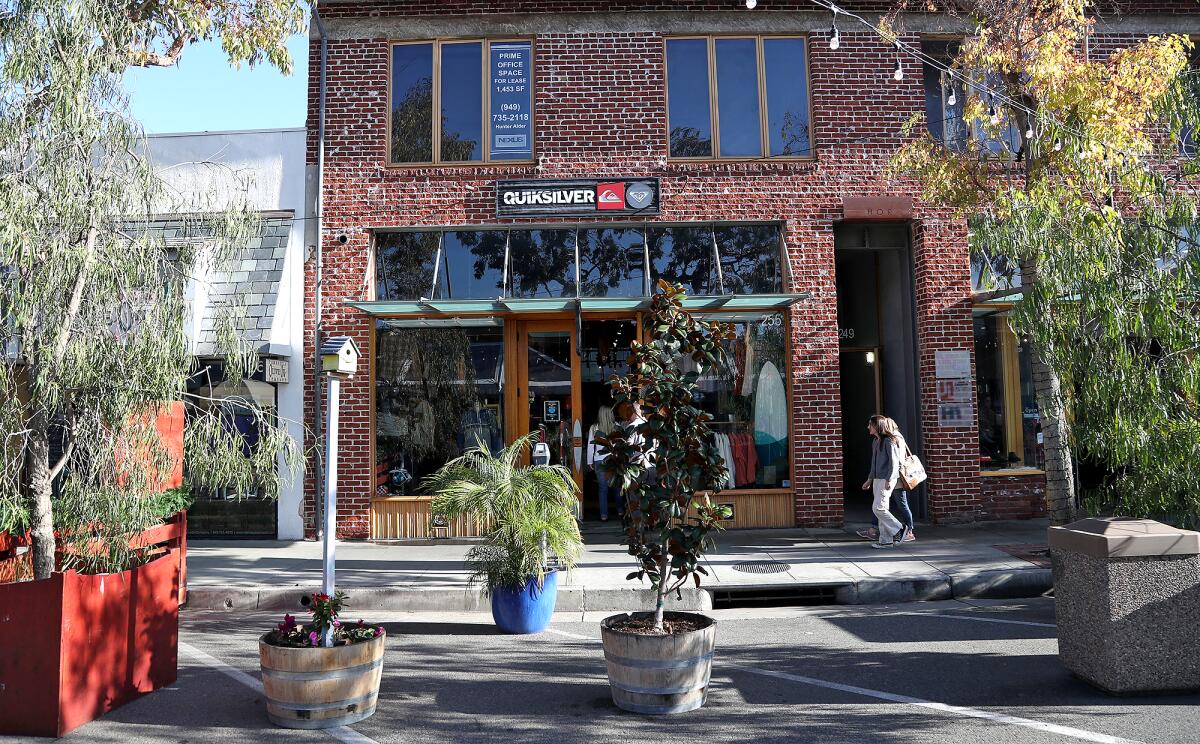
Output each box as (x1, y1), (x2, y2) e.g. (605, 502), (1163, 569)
(374, 224), (785, 300)
(665, 36), (813, 160)
(389, 39), (534, 165)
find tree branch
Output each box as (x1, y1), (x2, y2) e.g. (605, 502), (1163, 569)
(131, 33), (189, 67)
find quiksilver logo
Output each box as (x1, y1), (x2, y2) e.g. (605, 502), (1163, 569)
(502, 189), (595, 205)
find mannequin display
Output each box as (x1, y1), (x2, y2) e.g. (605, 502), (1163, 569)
(458, 400), (501, 454)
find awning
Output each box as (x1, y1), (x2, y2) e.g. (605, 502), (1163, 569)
(347, 293), (810, 317)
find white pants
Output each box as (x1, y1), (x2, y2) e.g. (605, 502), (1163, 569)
(872, 478), (904, 543)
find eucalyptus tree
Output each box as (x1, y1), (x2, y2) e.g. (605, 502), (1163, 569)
(0, 0), (304, 579)
(890, 0), (1200, 525)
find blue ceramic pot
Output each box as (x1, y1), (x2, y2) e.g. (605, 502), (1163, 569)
(490, 570), (558, 634)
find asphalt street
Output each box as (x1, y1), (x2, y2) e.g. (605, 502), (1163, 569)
(9, 598), (1197, 744)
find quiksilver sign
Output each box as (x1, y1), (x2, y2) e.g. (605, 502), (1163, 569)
(496, 178), (660, 217)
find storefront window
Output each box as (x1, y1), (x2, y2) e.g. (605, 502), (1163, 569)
(390, 40), (533, 164)
(973, 312), (1044, 470)
(578, 228), (647, 297)
(693, 313), (791, 489)
(440, 230), (506, 299)
(375, 323), (504, 494)
(648, 226), (716, 295)
(715, 224), (783, 295)
(666, 36), (812, 159)
(508, 230), (577, 298)
(375, 224), (786, 301)
(375, 231), (439, 301)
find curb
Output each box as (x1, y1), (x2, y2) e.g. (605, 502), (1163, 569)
(184, 568), (1051, 613)
(184, 585), (713, 613)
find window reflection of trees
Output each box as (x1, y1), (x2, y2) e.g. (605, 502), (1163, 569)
(578, 228), (646, 297)
(717, 225), (782, 295)
(509, 230), (577, 298)
(375, 327), (490, 482)
(648, 227), (715, 295)
(375, 232), (438, 300)
(446, 231), (506, 299)
(669, 126), (712, 158)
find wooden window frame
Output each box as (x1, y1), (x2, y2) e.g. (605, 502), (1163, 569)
(975, 309), (1045, 475)
(664, 34), (815, 162)
(386, 38), (536, 168)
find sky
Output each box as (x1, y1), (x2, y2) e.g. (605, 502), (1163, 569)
(123, 35), (310, 134)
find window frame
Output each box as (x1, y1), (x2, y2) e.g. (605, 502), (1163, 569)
(921, 36), (1022, 157)
(973, 307), (1045, 475)
(664, 34), (815, 162)
(386, 37), (537, 167)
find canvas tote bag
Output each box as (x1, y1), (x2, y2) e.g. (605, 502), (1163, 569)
(897, 436), (927, 491)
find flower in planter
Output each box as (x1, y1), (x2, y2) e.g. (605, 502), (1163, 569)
(264, 591), (382, 648)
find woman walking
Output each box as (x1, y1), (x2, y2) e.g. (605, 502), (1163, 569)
(860, 415), (913, 548)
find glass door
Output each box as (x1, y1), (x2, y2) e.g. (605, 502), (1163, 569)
(512, 321), (583, 488)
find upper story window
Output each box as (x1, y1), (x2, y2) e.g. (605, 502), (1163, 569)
(390, 39), (534, 165)
(1180, 39), (1200, 157)
(665, 36), (812, 160)
(921, 39), (1020, 155)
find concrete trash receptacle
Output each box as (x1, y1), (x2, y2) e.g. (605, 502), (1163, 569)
(1049, 517), (1200, 695)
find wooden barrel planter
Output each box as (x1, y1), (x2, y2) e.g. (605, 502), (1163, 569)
(600, 612), (716, 714)
(258, 631), (385, 729)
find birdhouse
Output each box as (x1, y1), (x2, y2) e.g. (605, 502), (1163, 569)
(320, 336), (360, 377)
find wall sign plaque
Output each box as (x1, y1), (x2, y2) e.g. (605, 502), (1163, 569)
(496, 178), (660, 217)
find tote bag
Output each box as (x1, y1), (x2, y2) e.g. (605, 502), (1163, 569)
(898, 437), (927, 491)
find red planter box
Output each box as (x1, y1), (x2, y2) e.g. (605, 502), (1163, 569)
(0, 514), (186, 737)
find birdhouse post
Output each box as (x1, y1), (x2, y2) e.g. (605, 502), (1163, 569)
(318, 336), (360, 645)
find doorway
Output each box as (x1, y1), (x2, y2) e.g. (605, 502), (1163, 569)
(508, 317), (639, 520)
(835, 223), (924, 522)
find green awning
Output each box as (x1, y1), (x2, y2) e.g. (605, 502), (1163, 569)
(347, 292), (809, 317)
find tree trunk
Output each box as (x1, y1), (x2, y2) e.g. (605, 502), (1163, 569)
(653, 551), (668, 633)
(1020, 259), (1077, 525)
(26, 407), (56, 580)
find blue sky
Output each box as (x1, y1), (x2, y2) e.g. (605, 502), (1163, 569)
(124, 34), (310, 134)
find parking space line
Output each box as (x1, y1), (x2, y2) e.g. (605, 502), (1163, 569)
(543, 629), (1139, 744)
(899, 612), (1057, 628)
(179, 641), (380, 744)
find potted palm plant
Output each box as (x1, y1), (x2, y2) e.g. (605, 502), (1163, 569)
(598, 280), (734, 714)
(426, 434), (583, 634)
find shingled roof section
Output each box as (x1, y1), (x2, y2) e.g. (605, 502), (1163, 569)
(143, 214), (293, 356)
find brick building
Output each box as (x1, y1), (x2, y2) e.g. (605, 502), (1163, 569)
(303, 1), (1193, 539)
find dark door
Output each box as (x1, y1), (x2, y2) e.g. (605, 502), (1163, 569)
(840, 348), (881, 518)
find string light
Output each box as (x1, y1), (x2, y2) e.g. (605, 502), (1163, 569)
(829, 10), (840, 50)
(947, 86), (957, 107)
(1025, 124), (1034, 141)
(745, 0), (757, 8)
(893, 42), (903, 81)
(1053, 138), (1063, 152)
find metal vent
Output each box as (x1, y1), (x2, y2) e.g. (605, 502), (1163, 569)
(732, 560), (791, 575)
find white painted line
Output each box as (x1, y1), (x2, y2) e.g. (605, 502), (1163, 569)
(544, 629), (1138, 744)
(179, 641), (380, 744)
(905, 611), (1057, 629)
(727, 664), (1142, 744)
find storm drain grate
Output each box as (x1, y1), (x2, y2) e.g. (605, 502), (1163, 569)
(712, 585), (842, 609)
(732, 560), (791, 575)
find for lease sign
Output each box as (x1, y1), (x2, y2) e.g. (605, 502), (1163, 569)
(496, 179), (660, 217)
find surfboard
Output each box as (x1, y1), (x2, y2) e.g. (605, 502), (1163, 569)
(572, 418), (583, 474)
(753, 361), (788, 465)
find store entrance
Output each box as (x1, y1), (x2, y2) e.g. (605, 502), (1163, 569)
(508, 316), (639, 523)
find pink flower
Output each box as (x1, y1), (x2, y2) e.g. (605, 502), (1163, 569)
(283, 613), (296, 629)
(309, 631), (319, 646)
(356, 619), (365, 628)
(332, 619), (341, 628)
(373, 627), (383, 637)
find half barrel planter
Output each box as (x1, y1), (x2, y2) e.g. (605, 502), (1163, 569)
(259, 631), (386, 729)
(600, 611), (716, 714)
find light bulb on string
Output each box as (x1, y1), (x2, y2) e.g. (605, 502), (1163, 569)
(892, 41), (903, 81)
(947, 85), (957, 107)
(745, 0), (756, 8)
(1025, 125), (1034, 141)
(1053, 138), (1063, 152)
(829, 13), (840, 50)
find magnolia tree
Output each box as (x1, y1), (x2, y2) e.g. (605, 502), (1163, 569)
(0, 0), (305, 579)
(889, 0), (1200, 525)
(603, 281), (733, 633)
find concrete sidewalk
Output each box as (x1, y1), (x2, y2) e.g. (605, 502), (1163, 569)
(184, 519), (1053, 613)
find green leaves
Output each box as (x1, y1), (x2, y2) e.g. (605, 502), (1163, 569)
(603, 282), (732, 623)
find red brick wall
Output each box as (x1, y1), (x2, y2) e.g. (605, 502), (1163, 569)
(304, 6), (1180, 534)
(981, 474), (1047, 521)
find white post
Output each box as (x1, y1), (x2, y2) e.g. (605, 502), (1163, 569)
(321, 374), (341, 647)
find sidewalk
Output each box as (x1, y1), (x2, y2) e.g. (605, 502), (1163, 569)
(184, 519), (1053, 613)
